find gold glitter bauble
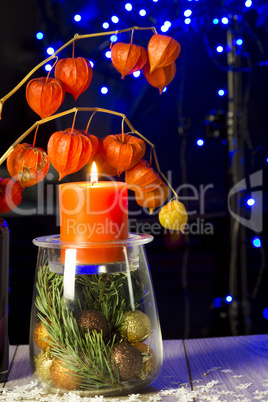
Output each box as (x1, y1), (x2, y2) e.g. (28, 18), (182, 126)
(133, 342), (156, 378)
(50, 358), (80, 390)
(35, 348), (54, 382)
(75, 310), (109, 339)
(112, 343), (143, 381)
(33, 319), (52, 351)
(120, 310), (151, 343)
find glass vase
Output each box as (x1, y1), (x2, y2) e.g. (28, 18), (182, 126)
(29, 233), (163, 397)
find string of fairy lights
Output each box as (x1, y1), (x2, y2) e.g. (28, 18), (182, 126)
(33, 0), (267, 323)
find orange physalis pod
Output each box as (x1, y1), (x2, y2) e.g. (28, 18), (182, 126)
(7, 143), (50, 188)
(142, 61), (177, 94)
(125, 159), (162, 192)
(135, 181), (169, 214)
(47, 129), (92, 180)
(159, 200), (188, 232)
(103, 134), (146, 176)
(0, 177), (22, 213)
(147, 34), (181, 73)
(54, 57), (93, 100)
(26, 77), (65, 119)
(111, 42), (147, 78)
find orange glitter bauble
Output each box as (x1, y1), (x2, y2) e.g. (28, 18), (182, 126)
(33, 320), (52, 351)
(50, 358), (81, 390)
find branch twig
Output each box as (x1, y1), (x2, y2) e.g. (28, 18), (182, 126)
(0, 107), (177, 198)
(0, 26), (157, 118)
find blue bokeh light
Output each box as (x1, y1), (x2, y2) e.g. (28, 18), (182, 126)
(110, 35), (118, 42)
(252, 237), (261, 248)
(74, 14), (81, 22)
(184, 18), (191, 24)
(263, 308), (268, 320)
(133, 71), (141, 78)
(139, 9), (146, 16)
(46, 47), (55, 55)
(101, 86), (109, 94)
(105, 50), (111, 58)
(245, 0), (252, 7)
(164, 21), (171, 28)
(44, 64), (52, 72)
(196, 139), (204, 147)
(213, 18), (219, 24)
(184, 9), (192, 17)
(218, 89), (225, 96)
(221, 17), (229, 24)
(216, 45), (224, 53)
(111, 15), (119, 23)
(226, 295), (233, 303)
(36, 32), (44, 40)
(102, 22), (109, 29)
(162, 87), (167, 93)
(125, 3), (132, 11)
(236, 38), (243, 46)
(161, 25), (169, 32)
(213, 297), (222, 308)
(247, 198), (255, 206)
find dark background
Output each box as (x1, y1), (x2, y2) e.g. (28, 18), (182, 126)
(0, 0), (267, 344)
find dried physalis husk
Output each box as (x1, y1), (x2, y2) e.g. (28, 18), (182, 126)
(26, 77), (65, 118)
(135, 181), (169, 214)
(147, 34), (181, 73)
(54, 57), (93, 100)
(125, 159), (162, 192)
(111, 42), (147, 78)
(103, 134), (146, 175)
(7, 143), (50, 188)
(142, 61), (177, 94)
(0, 177), (22, 213)
(47, 129), (92, 180)
(159, 199), (188, 232)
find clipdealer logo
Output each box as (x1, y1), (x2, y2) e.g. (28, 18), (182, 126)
(228, 170), (263, 233)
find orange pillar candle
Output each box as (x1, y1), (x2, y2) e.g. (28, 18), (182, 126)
(59, 165), (128, 264)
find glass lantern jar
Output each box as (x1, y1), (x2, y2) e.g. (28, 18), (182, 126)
(29, 233), (163, 397)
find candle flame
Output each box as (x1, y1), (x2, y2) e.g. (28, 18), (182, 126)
(91, 161), (98, 184)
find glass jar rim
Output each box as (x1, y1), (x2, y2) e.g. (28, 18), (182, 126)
(32, 233), (153, 248)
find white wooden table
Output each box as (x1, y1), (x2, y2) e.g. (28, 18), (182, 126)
(1, 335), (268, 401)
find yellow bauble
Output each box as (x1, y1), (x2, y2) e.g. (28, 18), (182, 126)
(35, 348), (54, 382)
(159, 200), (188, 232)
(120, 310), (151, 343)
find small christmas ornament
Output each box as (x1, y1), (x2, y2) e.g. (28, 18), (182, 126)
(133, 342), (156, 378)
(112, 343), (143, 381)
(50, 358), (80, 390)
(120, 310), (151, 343)
(33, 319), (52, 351)
(75, 310), (109, 339)
(35, 348), (54, 382)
